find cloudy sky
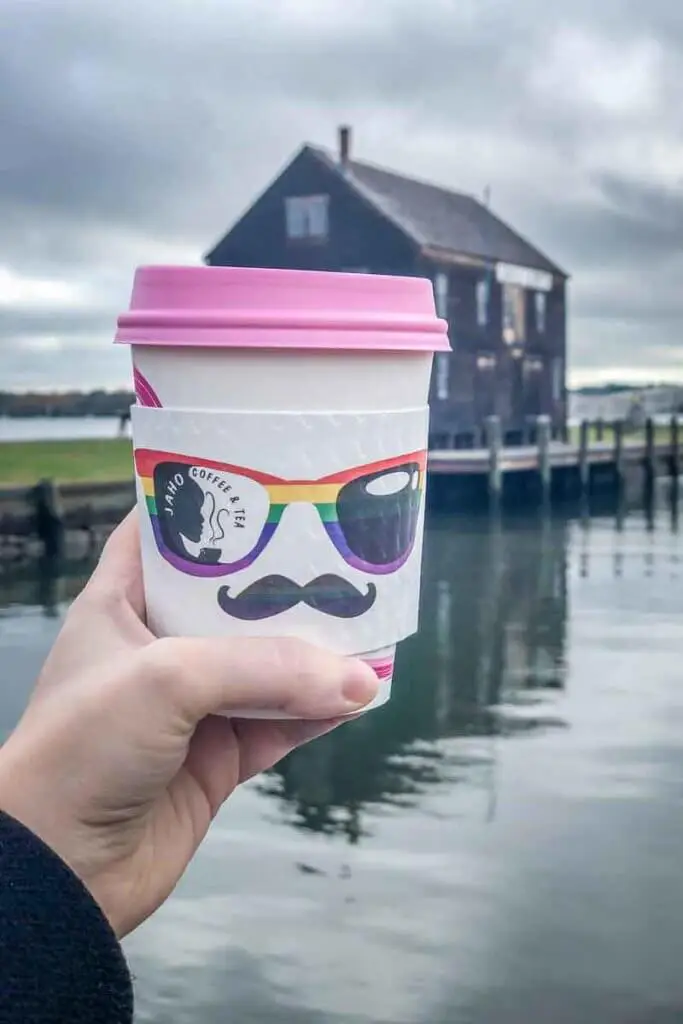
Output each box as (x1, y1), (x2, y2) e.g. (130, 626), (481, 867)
(2, 0), (683, 391)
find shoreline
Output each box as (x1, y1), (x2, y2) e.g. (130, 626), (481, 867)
(0, 479), (135, 567)
(0, 441), (134, 559)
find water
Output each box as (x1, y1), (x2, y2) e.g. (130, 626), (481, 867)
(2, 510), (683, 1023)
(0, 416), (124, 441)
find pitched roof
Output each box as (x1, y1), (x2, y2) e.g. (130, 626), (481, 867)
(309, 145), (566, 278)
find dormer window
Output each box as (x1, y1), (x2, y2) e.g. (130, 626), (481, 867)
(285, 195), (329, 239)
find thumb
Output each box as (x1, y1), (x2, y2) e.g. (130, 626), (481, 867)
(136, 635), (379, 723)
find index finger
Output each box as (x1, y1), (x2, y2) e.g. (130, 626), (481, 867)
(84, 510), (146, 618)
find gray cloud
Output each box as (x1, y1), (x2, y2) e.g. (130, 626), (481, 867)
(2, 0), (683, 388)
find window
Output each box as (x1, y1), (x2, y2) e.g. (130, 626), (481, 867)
(477, 354), (496, 371)
(535, 291), (546, 333)
(524, 357), (544, 416)
(552, 357), (564, 402)
(434, 272), (449, 319)
(435, 354), (449, 400)
(475, 277), (489, 327)
(284, 195), (329, 239)
(502, 283), (526, 345)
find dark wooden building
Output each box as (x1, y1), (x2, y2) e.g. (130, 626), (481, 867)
(206, 127), (568, 446)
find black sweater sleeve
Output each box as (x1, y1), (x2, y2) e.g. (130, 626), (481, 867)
(0, 811), (133, 1023)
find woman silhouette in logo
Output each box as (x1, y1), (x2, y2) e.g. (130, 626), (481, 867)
(153, 463), (223, 564)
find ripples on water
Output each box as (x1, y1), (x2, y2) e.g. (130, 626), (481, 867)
(2, 505), (683, 1023)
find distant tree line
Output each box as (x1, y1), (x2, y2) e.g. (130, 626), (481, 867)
(1, 383), (677, 419)
(0, 390), (134, 418)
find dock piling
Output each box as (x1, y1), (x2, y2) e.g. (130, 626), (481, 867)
(31, 478), (65, 559)
(485, 415), (502, 504)
(537, 415), (551, 502)
(644, 417), (656, 499)
(578, 420), (590, 496)
(613, 420), (625, 492)
(670, 415), (680, 484)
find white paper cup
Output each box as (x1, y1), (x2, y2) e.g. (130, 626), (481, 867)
(116, 267), (450, 716)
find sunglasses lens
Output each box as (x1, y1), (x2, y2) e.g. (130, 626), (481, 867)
(153, 462), (269, 565)
(336, 462), (421, 567)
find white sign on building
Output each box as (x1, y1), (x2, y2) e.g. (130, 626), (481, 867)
(495, 263), (554, 293)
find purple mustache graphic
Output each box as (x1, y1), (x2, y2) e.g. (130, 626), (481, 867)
(217, 574), (377, 620)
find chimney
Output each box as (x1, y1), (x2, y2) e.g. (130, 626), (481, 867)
(338, 125), (351, 165)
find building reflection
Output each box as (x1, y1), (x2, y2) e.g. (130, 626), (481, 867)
(258, 513), (570, 841)
(576, 497), (681, 581)
(8, 507), (678, 844)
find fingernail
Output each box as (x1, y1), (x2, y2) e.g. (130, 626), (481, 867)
(342, 660), (379, 707)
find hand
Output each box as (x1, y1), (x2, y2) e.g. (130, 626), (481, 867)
(0, 513), (378, 938)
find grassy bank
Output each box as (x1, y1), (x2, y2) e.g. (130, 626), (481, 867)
(0, 438), (133, 487)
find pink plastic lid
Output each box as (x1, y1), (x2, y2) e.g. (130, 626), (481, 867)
(115, 266), (450, 352)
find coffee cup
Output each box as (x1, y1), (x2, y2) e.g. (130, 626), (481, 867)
(116, 266), (449, 715)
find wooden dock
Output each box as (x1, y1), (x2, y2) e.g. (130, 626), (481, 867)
(428, 416), (680, 508)
(0, 416), (680, 562)
(429, 437), (673, 476)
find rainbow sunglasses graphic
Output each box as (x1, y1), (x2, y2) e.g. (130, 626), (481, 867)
(134, 448), (427, 579)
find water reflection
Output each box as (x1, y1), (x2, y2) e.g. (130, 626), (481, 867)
(4, 511), (683, 1022)
(0, 516), (573, 844)
(259, 513), (570, 841)
(2, 508), (681, 844)
(0, 554), (95, 618)
(577, 499), (682, 583)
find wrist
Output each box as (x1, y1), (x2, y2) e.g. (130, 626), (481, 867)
(0, 738), (124, 936)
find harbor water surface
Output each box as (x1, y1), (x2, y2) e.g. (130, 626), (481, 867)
(2, 507), (683, 1023)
